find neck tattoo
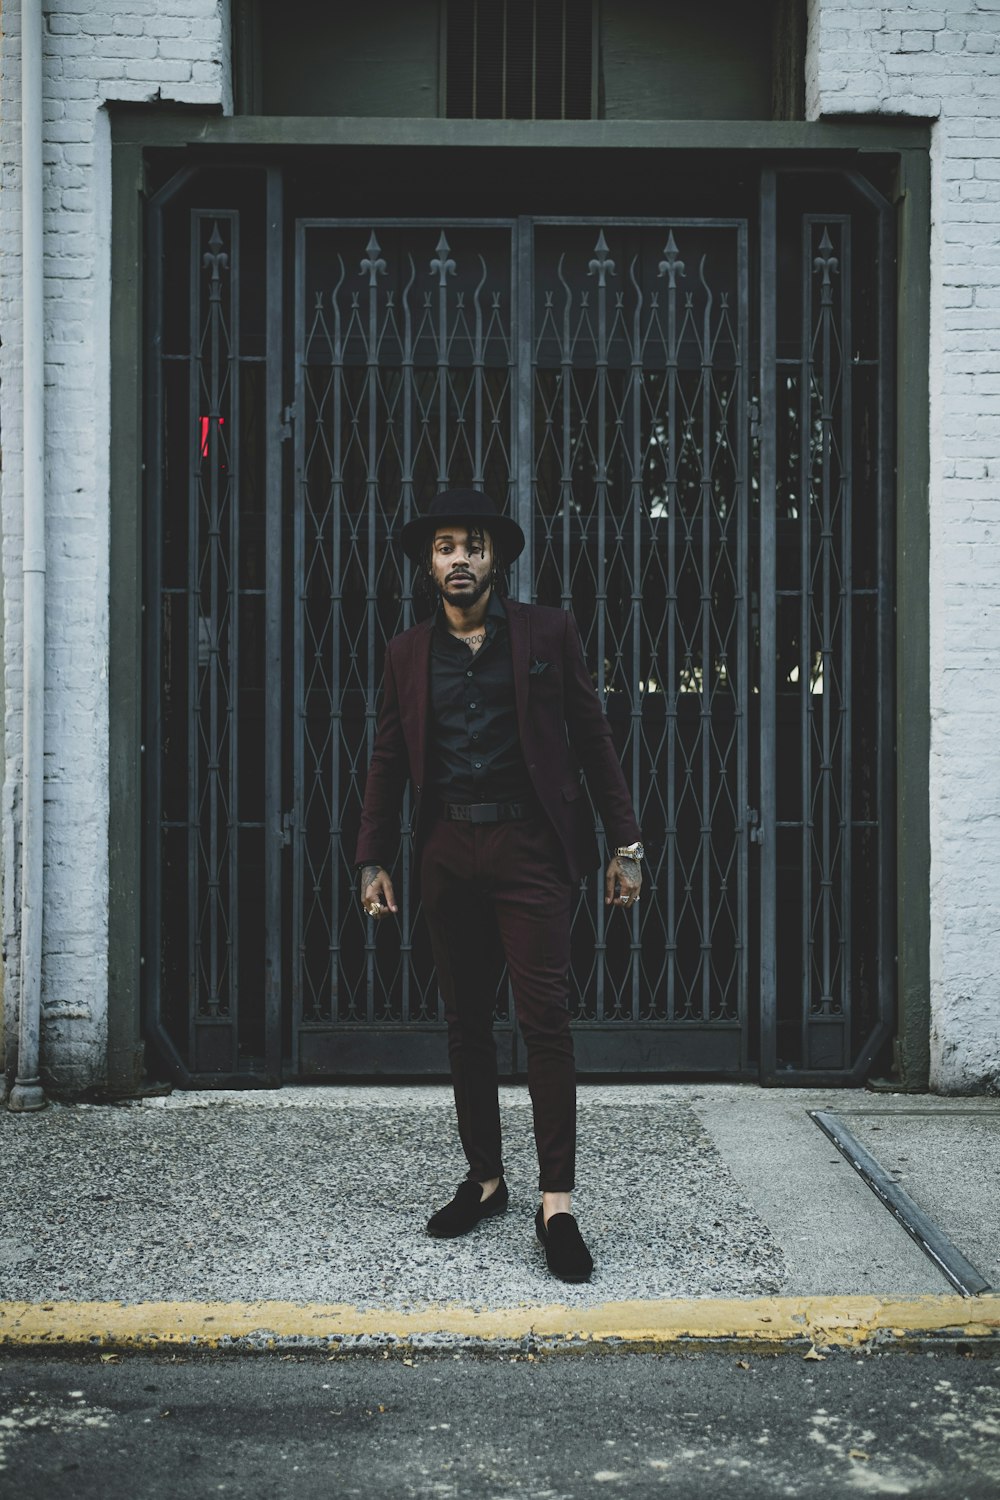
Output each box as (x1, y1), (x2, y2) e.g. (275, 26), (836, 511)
(457, 630), (486, 653)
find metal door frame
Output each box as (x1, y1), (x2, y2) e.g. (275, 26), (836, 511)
(289, 212), (751, 1077)
(109, 118), (929, 1092)
(290, 215), (521, 1076)
(758, 167), (897, 1084)
(527, 213), (751, 1074)
(141, 163), (286, 1085)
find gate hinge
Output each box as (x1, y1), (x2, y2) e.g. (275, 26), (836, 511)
(280, 811), (295, 846)
(749, 397), (761, 441)
(279, 404), (297, 442)
(747, 807), (764, 845)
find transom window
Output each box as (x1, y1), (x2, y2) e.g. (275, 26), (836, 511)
(445, 0), (596, 120)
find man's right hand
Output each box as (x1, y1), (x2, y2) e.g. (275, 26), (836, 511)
(360, 864), (397, 919)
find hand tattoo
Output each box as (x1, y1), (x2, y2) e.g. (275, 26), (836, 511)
(360, 864), (382, 895)
(617, 857), (640, 881)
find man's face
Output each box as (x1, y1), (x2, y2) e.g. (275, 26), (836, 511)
(429, 524), (494, 609)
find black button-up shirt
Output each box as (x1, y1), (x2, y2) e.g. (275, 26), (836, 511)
(427, 591), (534, 805)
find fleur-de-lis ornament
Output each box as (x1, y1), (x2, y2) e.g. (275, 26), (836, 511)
(203, 223), (228, 302)
(588, 230), (616, 289)
(430, 231), (456, 287)
(813, 227), (839, 304)
(658, 231), (685, 290)
(360, 231), (387, 287)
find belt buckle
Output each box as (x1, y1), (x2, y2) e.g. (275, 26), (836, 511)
(468, 803), (497, 824)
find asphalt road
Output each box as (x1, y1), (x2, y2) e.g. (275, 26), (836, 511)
(1, 1348), (998, 1499)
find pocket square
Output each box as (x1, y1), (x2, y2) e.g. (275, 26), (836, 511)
(529, 658), (550, 676)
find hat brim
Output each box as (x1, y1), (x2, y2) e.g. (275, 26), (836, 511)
(400, 511), (526, 563)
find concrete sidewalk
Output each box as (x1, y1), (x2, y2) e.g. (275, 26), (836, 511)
(1, 1084), (997, 1351)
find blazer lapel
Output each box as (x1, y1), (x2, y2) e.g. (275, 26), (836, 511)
(503, 597), (531, 745)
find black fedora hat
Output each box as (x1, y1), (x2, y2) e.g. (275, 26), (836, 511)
(399, 488), (525, 563)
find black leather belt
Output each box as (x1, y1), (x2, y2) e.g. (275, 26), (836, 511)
(444, 801), (531, 823)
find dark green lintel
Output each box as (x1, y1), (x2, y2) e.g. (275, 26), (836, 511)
(110, 111), (931, 154)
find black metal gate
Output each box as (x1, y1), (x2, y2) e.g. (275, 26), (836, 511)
(144, 162), (894, 1084)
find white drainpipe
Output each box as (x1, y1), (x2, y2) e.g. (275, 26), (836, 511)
(9, 0), (47, 1111)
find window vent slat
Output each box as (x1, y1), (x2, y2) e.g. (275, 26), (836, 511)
(446, 0), (594, 121)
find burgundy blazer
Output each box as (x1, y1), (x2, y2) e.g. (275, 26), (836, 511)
(355, 598), (641, 887)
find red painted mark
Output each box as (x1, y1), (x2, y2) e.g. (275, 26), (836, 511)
(199, 415), (225, 458)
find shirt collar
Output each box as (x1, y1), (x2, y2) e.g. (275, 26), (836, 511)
(434, 588), (505, 636)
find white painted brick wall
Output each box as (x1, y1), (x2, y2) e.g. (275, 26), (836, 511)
(0, 0), (229, 1092)
(808, 0), (1000, 1093)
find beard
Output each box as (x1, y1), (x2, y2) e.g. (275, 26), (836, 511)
(437, 572), (492, 610)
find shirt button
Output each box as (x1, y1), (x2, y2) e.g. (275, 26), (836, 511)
(472, 733), (479, 740)
(469, 701), (477, 709)
(474, 761), (482, 769)
(466, 670), (473, 678)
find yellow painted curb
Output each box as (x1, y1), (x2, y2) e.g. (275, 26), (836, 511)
(1, 1295), (999, 1351)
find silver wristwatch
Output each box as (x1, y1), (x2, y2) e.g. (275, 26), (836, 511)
(615, 841), (644, 861)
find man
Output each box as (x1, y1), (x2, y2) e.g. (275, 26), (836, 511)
(355, 490), (642, 1282)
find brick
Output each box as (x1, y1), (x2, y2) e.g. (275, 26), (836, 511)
(162, 37), (218, 61)
(162, 0), (223, 13)
(886, 48), (964, 72)
(43, 121), (90, 143)
(963, 7), (1000, 26)
(79, 15), (116, 37)
(62, 143), (94, 166)
(102, 35), (158, 60)
(899, 31), (935, 50)
(48, 34), (98, 57)
(58, 187), (92, 211)
(901, 9), (946, 25)
(170, 83), (222, 105)
(944, 180), (991, 202)
(61, 56), (127, 81)
(183, 16), (227, 40)
(48, 165), (86, 190)
(143, 16), (191, 37)
(123, 58), (192, 82)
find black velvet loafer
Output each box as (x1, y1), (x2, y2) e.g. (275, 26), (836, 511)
(535, 1205), (594, 1283)
(426, 1177), (509, 1238)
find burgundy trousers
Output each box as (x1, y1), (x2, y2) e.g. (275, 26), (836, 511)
(419, 813), (576, 1192)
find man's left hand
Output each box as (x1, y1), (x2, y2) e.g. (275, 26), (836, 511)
(606, 856), (642, 909)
